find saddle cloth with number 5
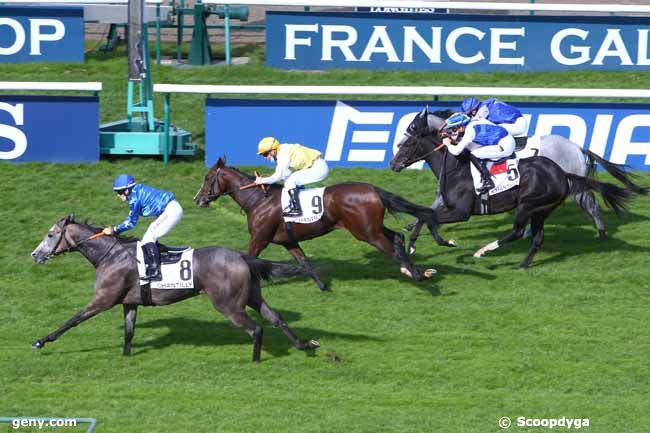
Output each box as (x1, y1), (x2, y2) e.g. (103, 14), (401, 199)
(469, 157), (521, 196)
(136, 242), (195, 289)
(281, 187), (326, 224)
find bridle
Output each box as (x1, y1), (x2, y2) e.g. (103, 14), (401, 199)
(397, 131), (444, 168)
(47, 220), (118, 264)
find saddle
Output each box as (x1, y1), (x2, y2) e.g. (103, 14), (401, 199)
(158, 243), (190, 265)
(488, 152), (516, 168)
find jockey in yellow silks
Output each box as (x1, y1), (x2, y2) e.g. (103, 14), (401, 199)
(254, 137), (329, 217)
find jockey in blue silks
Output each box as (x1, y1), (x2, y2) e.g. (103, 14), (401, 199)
(442, 112), (516, 194)
(461, 97), (528, 137)
(103, 174), (184, 281)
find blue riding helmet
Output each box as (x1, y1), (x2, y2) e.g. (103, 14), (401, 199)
(113, 174), (137, 192)
(444, 113), (471, 130)
(461, 97), (480, 114)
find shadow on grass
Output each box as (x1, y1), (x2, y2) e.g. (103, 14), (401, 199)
(449, 222), (650, 270)
(133, 313), (380, 359)
(266, 250), (496, 296)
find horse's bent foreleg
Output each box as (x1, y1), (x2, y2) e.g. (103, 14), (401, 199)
(32, 299), (110, 350)
(574, 191), (606, 239)
(285, 244), (327, 291)
(122, 304), (138, 356)
(474, 206), (531, 258)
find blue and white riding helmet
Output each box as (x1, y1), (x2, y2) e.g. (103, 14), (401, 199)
(460, 97), (480, 114)
(443, 113), (471, 131)
(113, 174), (137, 192)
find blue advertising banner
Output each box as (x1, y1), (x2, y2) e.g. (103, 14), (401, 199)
(205, 99), (650, 170)
(0, 6), (84, 63)
(266, 11), (650, 72)
(0, 95), (99, 163)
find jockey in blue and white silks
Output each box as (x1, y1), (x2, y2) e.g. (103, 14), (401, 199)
(442, 113), (516, 193)
(103, 174), (183, 281)
(461, 97), (528, 137)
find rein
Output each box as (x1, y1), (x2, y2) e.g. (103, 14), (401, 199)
(399, 133), (444, 168)
(204, 167), (268, 213)
(53, 224), (119, 265)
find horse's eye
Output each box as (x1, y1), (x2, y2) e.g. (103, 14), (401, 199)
(47, 234), (53, 239)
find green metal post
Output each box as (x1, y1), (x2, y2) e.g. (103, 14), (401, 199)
(188, 2), (213, 65)
(530, 0), (535, 16)
(127, 80), (134, 126)
(224, 4), (231, 65)
(176, 0), (185, 61)
(164, 93), (170, 165)
(156, 3), (161, 64)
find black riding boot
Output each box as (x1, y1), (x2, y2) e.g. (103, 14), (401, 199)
(142, 242), (162, 281)
(469, 154), (495, 194)
(283, 188), (303, 217)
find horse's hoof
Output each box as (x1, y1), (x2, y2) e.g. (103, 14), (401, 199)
(448, 239), (457, 246)
(473, 250), (485, 258)
(318, 282), (329, 292)
(423, 269), (436, 278)
(409, 246), (416, 255)
(31, 340), (44, 349)
(308, 339), (320, 349)
(400, 266), (413, 278)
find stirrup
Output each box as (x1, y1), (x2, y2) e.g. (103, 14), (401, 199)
(147, 275), (162, 282)
(477, 180), (494, 194)
(283, 208), (302, 217)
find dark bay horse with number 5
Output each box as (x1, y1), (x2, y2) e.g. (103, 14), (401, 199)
(30, 215), (319, 362)
(390, 130), (647, 268)
(194, 157), (454, 290)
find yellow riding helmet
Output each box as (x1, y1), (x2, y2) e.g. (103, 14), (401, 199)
(257, 137), (280, 155)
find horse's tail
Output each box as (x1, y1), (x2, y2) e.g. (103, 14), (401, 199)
(242, 255), (311, 283)
(373, 187), (438, 225)
(566, 174), (637, 216)
(580, 148), (648, 195)
(373, 187), (454, 247)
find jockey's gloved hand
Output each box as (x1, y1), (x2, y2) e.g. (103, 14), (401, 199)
(103, 226), (114, 236)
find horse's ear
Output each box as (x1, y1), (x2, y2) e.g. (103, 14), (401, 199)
(216, 157), (224, 168)
(222, 155), (227, 165)
(421, 106), (428, 117)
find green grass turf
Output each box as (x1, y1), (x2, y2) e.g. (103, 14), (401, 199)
(1, 160), (649, 433)
(1, 43), (650, 433)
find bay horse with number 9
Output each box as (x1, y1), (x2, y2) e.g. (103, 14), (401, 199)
(194, 157), (454, 290)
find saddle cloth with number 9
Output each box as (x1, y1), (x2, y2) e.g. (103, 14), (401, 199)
(136, 242), (195, 289)
(281, 187), (326, 224)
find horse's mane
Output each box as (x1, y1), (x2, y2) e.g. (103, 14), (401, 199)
(431, 108), (453, 119)
(227, 165), (255, 181)
(72, 218), (139, 244)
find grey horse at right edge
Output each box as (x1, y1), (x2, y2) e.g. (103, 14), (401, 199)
(398, 107), (646, 240)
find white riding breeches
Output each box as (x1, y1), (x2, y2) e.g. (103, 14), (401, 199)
(469, 135), (516, 160)
(499, 116), (528, 137)
(142, 200), (183, 244)
(283, 158), (329, 202)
